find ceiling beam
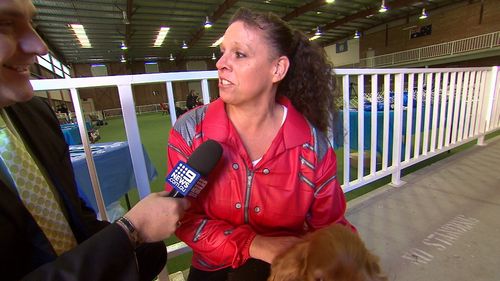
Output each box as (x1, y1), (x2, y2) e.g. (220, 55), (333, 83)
(177, 0), (238, 61)
(125, 0), (134, 48)
(318, 0), (456, 46)
(282, 0), (326, 21)
(315, 0), (423, 38)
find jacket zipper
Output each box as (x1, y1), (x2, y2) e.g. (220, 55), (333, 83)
(243, 165), (254, 224)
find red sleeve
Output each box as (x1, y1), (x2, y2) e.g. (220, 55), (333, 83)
(306, 147), (356, 232)
(166, 129), (257, 268)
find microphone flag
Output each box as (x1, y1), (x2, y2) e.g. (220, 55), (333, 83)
(165, 160), (207, 198)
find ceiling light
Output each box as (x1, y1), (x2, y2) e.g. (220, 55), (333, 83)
(309, 35), (320, 41)
(379, 0), (387, 13)
(69, 24), (92, 48)
(120, 55), (126, 63)
(204, 16), (213, 28)
(211, 53), (216, 60)
(314, 26), (322, 36)
(211, 36), (224, 47)
(182, 41), (188, 49)
(354, 30), (360, 39)
(169, 53), (175, 61)
(419, 8), (428, 19)
(120, 41), (128, 50)
(325, 0), (335, 3)
(153, 27), (170, 47)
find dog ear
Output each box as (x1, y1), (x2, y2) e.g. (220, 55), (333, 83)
(268, 241), (309, 281)
(364, 252), (388, 281)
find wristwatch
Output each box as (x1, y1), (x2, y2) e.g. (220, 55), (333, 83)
(116, 216), (141, 248)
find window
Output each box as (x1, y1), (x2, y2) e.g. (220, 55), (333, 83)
(37, 56), (53, 71)
(91, 64), (108, 76)
(145, 62), (159, 73)
(36, 54), (72, 78)
(62, 65), (71, 78)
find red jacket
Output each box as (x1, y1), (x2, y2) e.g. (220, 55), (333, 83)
(166, 97), (353, 271)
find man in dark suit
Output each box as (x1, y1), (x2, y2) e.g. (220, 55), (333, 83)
(0, 0), (189, 280)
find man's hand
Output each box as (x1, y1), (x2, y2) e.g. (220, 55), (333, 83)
(124, 191), (190, 243)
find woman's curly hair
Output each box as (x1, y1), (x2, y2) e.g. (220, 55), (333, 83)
(230, 7), (337, 133)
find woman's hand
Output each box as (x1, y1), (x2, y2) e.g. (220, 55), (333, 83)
(249, 235), (303, 264)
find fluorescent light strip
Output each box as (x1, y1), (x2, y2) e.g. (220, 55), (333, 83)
(211, 36), (224, 47)
(309, 35), (320, 41)
(70, 24), (92, 48)
(154, 27), (170, 47)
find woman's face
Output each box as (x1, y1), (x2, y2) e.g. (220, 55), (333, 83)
(216, 21), (278, 107)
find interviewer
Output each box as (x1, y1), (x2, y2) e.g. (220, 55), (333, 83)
(0, 0), (189, 280)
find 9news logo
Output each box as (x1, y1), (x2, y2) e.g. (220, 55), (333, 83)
(166, 161), (201, 196)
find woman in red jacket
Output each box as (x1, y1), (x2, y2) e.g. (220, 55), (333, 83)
(166, 7), (354, 281)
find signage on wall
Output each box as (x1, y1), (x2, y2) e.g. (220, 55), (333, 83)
(410, 24), (432, 39)
(336, 41), (348, 53)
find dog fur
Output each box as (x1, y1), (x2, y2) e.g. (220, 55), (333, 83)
(268, 224), (387, 281)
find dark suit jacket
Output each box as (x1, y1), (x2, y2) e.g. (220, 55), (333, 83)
(0, 98), (166, 281)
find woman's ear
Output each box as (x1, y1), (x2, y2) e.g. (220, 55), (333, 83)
(268, 241), (309, 281)
(272, 56), (290, 83)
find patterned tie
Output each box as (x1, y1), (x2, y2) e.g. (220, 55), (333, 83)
(0, 117), (77, 255)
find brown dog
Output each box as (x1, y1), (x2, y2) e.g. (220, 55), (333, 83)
(268, 224), (387, 281)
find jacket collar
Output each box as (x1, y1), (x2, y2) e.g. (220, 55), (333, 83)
(202, 96), (310, 150)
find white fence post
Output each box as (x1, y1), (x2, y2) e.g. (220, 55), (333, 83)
(390, 73), (406, 187)
(166, 81), (177, 126)
(478, 66), (499, 145)
(342, 75), (351, 191)
(70, 87), (108, 221)
(117, 84), (152, 199)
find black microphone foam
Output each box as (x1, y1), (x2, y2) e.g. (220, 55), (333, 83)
(167, 139), (223, 198)
(187, 139), (223, 177)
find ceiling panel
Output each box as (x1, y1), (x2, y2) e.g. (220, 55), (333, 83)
(32, 0), (468, 64)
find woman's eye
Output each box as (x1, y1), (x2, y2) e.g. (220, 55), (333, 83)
(235, 52), (245, 58)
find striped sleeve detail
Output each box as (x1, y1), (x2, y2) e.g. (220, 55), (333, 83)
(168, 143), (188, 159)
(304, 121), (331, 163)
(315, 130), (331, 163)
(173, 105), (207, 146)
(314, 175), (337, 197)
(299, 173), (315, 190)
(300, 155), (315, 170)
(193, 218), (208, 242)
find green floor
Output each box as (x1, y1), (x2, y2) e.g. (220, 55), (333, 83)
(95, 112), (191, 273)
(94, 112), (500, 273)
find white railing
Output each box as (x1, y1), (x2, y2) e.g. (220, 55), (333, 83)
(102, 103), (165, 118)
(30, 66), (500, 279)
(334, 67), (499, 191)
(359, 31), (500, 68)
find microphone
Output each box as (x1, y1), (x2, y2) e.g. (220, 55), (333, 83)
(166, 140), (223, 198)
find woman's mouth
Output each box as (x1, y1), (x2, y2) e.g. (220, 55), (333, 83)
(220, 78), (232, 85)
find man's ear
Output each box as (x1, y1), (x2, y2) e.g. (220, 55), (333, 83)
(268, 241), (308, 281)
(272, 56), (290, 83)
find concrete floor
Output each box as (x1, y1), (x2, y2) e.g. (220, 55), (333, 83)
(346, 136), (500, 281)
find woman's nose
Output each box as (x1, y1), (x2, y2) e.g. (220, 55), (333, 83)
(216, 54), (226, 70)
